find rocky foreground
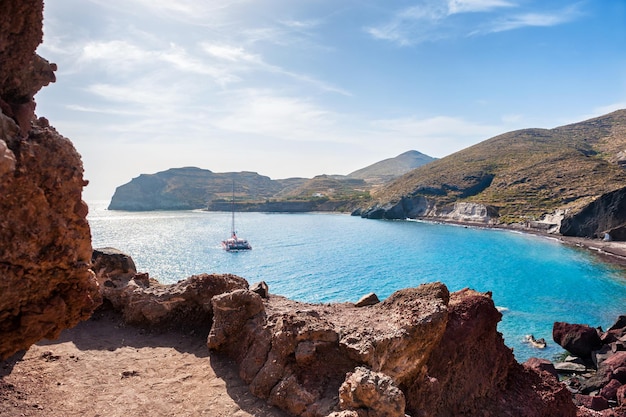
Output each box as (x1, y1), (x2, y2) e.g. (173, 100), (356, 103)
(66, 248), (624, 416)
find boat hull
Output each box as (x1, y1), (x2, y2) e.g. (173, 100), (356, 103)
(222, 237), (252, 251)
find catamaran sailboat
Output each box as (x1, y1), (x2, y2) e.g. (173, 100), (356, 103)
(221, 182), (252, 251)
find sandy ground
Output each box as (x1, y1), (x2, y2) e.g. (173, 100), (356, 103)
(558, 236), (626, 266)
(0, 310), (289, 417)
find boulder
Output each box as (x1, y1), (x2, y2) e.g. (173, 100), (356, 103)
(92, 247), (137, 283)
(574, 394), (609, 411)
(207, 289), (265, 356)
(524, 357), (559, 380)
(553, 322), (603, 359)
(250, 281), (269, 299)
(354, 293), (380, 307)
(338, 367), (406, 417)
(600, 379), (622, 401)
(601, 352), (626, 376)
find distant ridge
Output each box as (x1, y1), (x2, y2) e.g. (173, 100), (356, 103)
(108, 151), (434, 211)
(347, 150), (436, 184)
(108, 168), (287, 211)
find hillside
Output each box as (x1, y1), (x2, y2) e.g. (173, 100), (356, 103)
(108, 151), (432, 211)
(360, 110), (626, 237)
(347, 150), (436, 184)
(108, 168), (292, 210)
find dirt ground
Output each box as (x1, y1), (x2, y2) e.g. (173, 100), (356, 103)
(0, 310), (289, 417)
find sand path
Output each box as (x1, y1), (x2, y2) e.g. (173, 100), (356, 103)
(0, 311), (288, 417)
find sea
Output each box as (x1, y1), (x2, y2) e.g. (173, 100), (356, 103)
(87, 200), (626, 363)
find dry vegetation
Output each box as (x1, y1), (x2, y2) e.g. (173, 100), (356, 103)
(373, 110), (626, 222)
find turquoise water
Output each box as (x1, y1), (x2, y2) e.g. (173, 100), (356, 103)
(88, 201), (626, 362)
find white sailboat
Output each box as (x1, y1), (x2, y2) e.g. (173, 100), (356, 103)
(221, 181), (252, 251)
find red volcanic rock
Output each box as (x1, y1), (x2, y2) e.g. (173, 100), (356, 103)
(0, 118), (101, 360)
(0, 0), (100, 359)
(337, 367), (406, 417)
(92, 250), (249, 329)
(0, 0), (100, 358)
(525, 357), (560, 381)
(615, 367), (626, 384)
(553, 322), (603, 359)
(600, 379), (623, 401)
(208, 284), (576, 417)
(618, 384), (626, 406)
(208, 282), (449, 416)
(603, 352), (626, 376)
(407, 289), (576, 417)
(574, 394), (609, 411)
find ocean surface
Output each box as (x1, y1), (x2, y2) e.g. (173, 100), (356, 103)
(88, 201), (626, 362)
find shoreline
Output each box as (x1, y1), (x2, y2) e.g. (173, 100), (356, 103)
(412, 217), (626, 269)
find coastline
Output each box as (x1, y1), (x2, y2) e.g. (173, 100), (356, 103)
(413, 217), (626, 269)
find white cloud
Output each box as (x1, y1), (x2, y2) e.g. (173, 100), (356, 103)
(486, 9), (581, 32)
(447, 0), (516, 14)
(367, 1), (583, 45)
(200, 42), (350, 95)
(202, 43), (260, 63)
(279, 19), (321, 31)
(86, 0), (248, 25)
(213, 90), (335, 141)
(86, 83), (174, 107)
(366, 2), (449, 45)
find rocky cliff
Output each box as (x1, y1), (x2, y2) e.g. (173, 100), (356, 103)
(0, 0), (100, 359)
(360, 111), (626, 237)
(108, 167), (288, 211)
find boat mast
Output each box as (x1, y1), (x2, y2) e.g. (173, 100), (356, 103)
(231, 179), (236, 237)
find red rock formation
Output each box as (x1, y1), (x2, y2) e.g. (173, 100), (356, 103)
(406, 289), (576, 417)
(0, 0), (100, 359)
(208, 284), (575, 417)
(554, 316), (626, 415)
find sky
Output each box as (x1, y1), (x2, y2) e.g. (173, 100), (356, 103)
(35, 0), (626, 201)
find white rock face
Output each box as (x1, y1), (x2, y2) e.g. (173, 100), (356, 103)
(439, 202), (496, 224)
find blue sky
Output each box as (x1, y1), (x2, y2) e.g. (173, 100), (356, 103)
(36, 0), (626, 201)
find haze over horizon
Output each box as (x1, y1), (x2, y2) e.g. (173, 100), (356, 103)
(35, 0), (625, 201)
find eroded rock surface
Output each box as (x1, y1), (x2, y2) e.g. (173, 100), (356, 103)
(0, 0), (100, 359)
(208, 283), (574, 417)
(92, 248), (249, 329)
(406, 289), (575, 417)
